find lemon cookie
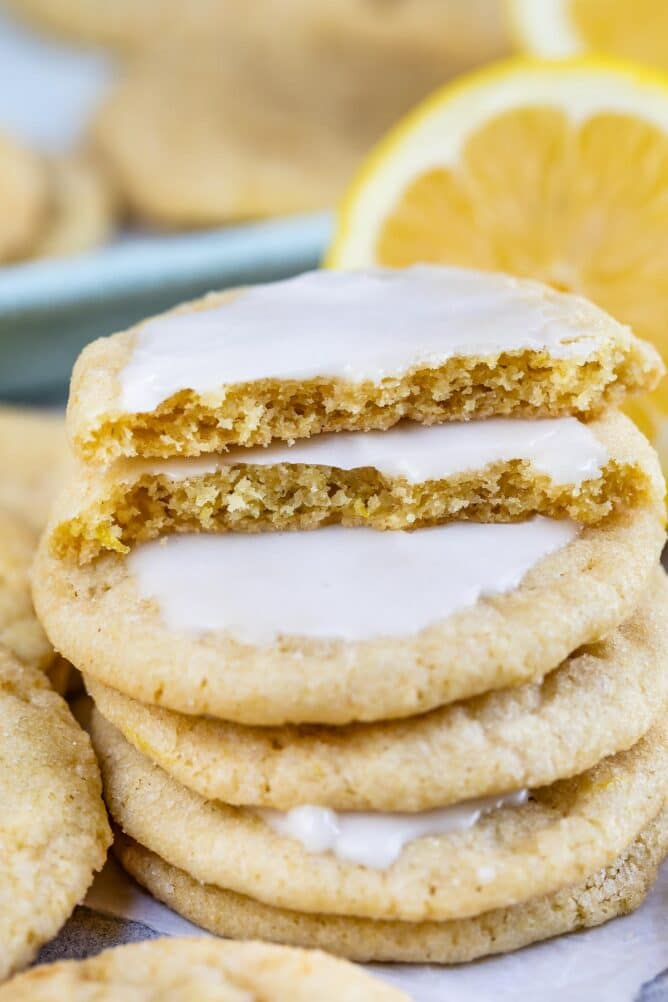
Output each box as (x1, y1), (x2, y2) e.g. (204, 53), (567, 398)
(85, 568), (668, 811)
(115, 809), (668, 964)
(34, 502), (665, 725)
(49, 410), (664, 564)
(0, 406), (68, 532)
(0, 935), (406, 1001)
(31, 153), (117, 260)
(92, 711), (668, 922)
(0, 507), (54, 672)
(0, 132), (47, 263)
(67, 268), (663, 465)
(0, 648), (110, 979)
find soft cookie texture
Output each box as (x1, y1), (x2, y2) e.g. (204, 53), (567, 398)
(0, 935), (407, 1001)
(48, 410), (665, 564)
(92, 711), (668, 922)
(67, 274), (663, 465)
(33, 503), (666, 725)
(0, 407), (69, 532)
(86, 568), (668, 811)
(115, 810), (668, 964)
(0, 648), (111, 979)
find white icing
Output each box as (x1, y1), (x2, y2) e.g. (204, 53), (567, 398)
(128, 517), (579, 644)
(260, 790), (529, 869)
(145, 417), (608, 487)
(120, 266), (606, 412)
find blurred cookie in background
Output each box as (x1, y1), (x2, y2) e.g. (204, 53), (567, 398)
(30, 152), (118, 259)
(2, 0), (509, 63)
(88, 1), (510, 225)
(0, 130), (48, 262)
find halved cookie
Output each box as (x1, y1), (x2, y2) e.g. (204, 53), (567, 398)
(67, 268), (663, 464)
(49, 410), (663, 564)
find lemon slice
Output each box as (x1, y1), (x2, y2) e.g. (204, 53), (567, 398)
(327, 58), (668, 469)
(508, 0), (668, 70)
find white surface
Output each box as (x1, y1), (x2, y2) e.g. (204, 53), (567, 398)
(259, 791), (528, 870)
(119, 266), (606, 412)
(148, 416), (608, 487)
(86, 856), (668, 1002)
(128, 517), (578, 643)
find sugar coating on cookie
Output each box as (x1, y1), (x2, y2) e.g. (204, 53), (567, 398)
(33, 503), (666, 725)
(49, 409), (664, 563)
(67, 267), (664, 464)
(0, 648), (111, 980)
(114, 809), (668, 964)
(0, 507), (54, 671)
(0, 406), (69, 532)
(0, 934), (407, 1001)
(86, 567), (668, 811)
(92, 710), (668, 922)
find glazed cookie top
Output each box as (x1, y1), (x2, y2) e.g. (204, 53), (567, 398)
(86, 567), (668, 811)
(47, 410), (665, 564)
(0, 935), (407, 1001)
(67, 267), (663, 463)
(93, 710), (668, 922)
(33, 501), (666, 724)
(0, 647), (111, 980)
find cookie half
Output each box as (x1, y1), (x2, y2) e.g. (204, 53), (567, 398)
(49, 410), (664, 564)
(0, 933), (406, 1000)
(67, 268), (663, 465)
(92, 711), (668, 923)
(34, 502), (665, 725)
(114, 809), (668, 965)
(86, 567), (668, 811)
(0, 647), (111, 979)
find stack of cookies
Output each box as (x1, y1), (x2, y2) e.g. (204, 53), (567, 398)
(34, 265), (668, 964)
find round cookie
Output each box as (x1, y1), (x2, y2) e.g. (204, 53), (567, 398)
(92, 711), (668, 923)
(0, 132), (47, 262)
(0, 935), (406, 1001)
(31, 153), (117, 260)
(34, 503), (666, 725)
(86, 568), (668, 811)
(0, 406), (68, 532)
(0, 647), (111, 980)
(115, 809), (668, 964)
(0, 507), (54, 671)
(87, 2), (507, 222)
